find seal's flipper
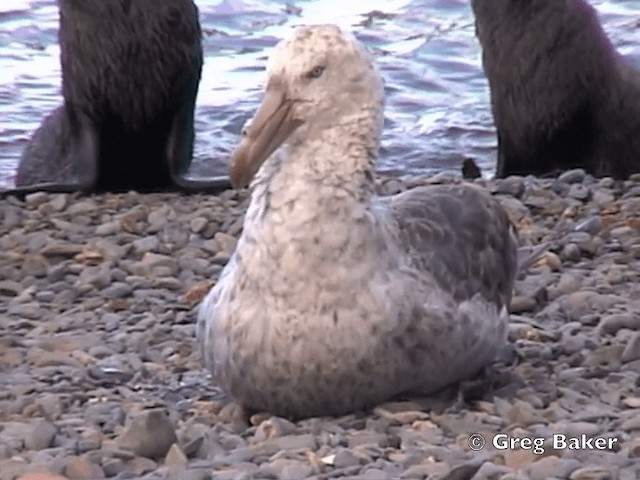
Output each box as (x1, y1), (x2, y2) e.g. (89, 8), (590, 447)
(166, 71), (232, 194)
(173, 175), (232, 193)
(66, 111), (99, 192)
(166, 86), (198, 179)
(166, 105), (233, 194)
(16, 106), (71, 187)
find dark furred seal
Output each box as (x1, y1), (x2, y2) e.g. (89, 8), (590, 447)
(5, 0), (230, 198)
(471, 0), (640, 179)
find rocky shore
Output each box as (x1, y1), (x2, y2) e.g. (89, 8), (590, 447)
(1, 169), (640, 480)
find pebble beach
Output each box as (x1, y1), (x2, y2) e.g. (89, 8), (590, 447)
(1, 169), (640, 480)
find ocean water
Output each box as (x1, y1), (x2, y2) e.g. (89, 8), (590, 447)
(0, 0), (638, 188)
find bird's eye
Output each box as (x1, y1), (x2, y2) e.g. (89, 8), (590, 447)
(306, 65), (325, 79)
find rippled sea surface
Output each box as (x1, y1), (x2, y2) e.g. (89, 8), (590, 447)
(0, 0), (639, 188)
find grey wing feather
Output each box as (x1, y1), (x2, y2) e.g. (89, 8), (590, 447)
(383, 184), (518, 310)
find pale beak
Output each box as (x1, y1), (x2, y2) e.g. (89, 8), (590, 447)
(229, 80), (301, 189)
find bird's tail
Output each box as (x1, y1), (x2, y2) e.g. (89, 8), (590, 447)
(517, 242), (550, 274)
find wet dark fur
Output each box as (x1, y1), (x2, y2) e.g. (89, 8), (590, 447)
(472, 0), (640, 179)
(6, 0), (230, 197)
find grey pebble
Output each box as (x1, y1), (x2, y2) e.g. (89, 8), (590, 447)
(568, 183), (590, 201)
(96, 221), (120, 236)
(591, 189), (615, 206)
(24, 419), (57, 451)
(48, 193), (69, 211)
(132, 236), (160, 254)
(332, 449), (361, 469)
(436, 459), (485, 480)
(496, 176), (526, 198)
(127, 456), (158, 476)
(102, 282), (134, 299)
(190, 217), (209, 233)
(574, 216), (603, 235)
(148, 207), (173, 231)
(259, 459), (314, 480)
(558, 169), (587, 184)
(527, 456), (581, 480)
(164, 443), (188, 467)
(103, 457), (127, 477)
(24, 191), (50, 207)
(78, 265), (113, 289)
(620, 415), (640, 431)
(207, 470), (253, 480)
(598, 314), (640, 336)
(510, 295), (538, 313)
(569, 466), (619, 480)
(34, 290), (55, 303)
(347, 431), (389, 448)
(164, 467), (212, 480)
(213, 232), (238, 256)
(101, 313), (123, 332)
(622, 185), (640, 197)
(0, 279), (23, 296)
(252, 416), (299, 443)
(562, 243), (582, 262)
(358, 468), (390, 480)
(116, 409), (178, 459)
(265, 433), (317, 451)
(470, 462), (514, 479)
(136, 253), (179, 276)
(622, 332), (640, 363)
